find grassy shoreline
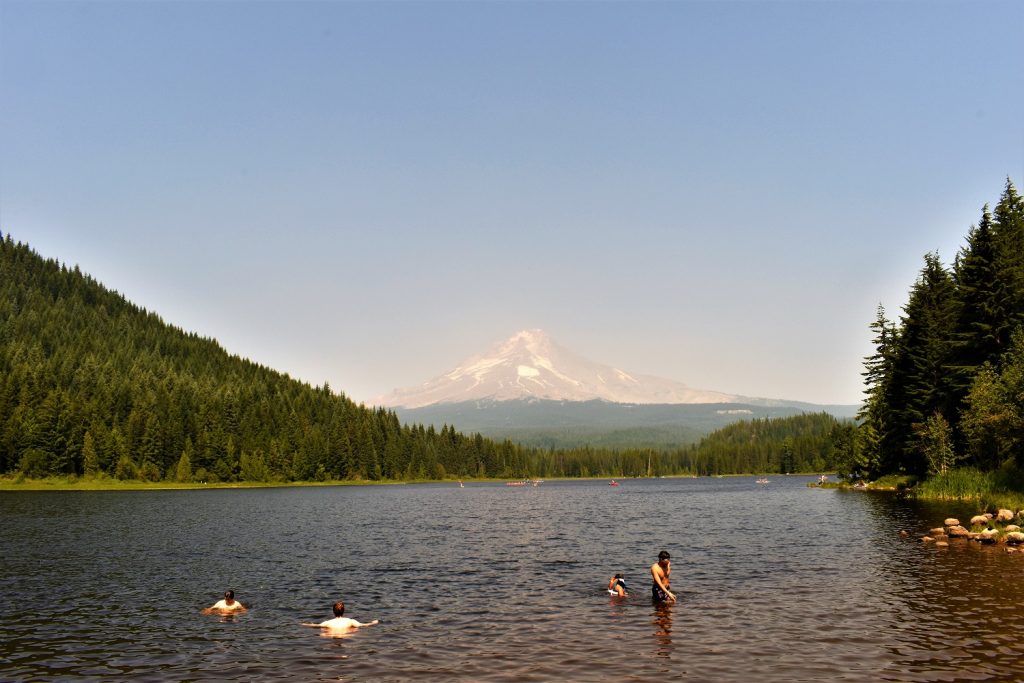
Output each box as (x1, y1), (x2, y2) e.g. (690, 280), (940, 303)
(1, 472), (820, 491)
(816, 468), (1024, 512)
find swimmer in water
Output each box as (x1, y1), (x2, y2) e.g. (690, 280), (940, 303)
(608, 573), (628, 597)
(202, 590), (247, 614)
(651, 550), (676, 603)
(303, 600), (379, 631)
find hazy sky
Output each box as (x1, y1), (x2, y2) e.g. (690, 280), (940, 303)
(2, 1), (1023, 406)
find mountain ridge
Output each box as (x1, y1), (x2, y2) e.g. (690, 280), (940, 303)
(374, 328), (842, 410)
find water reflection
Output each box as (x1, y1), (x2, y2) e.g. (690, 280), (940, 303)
(651, 601), (674, 658)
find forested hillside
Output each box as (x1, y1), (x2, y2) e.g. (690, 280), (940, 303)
(845, 179), (1024, 480)
(1, 231), (845, 482)
(672, 412), (846, 475)
(0, 231), (540, 482)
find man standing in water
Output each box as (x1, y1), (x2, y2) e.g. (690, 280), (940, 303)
(651, 550), (676, 603)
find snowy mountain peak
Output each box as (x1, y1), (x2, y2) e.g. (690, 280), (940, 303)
(373, 329), (741, 409)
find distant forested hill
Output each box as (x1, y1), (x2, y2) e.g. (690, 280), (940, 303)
(394, 398), (858, 450)
(673, 412), (849, 475)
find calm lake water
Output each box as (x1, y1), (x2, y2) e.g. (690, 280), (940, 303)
(2, 477), (1022, 682)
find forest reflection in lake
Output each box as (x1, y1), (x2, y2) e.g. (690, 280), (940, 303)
(2, 477), (1023, 682)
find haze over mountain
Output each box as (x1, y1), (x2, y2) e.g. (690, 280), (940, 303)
(375, 329), (822, 409)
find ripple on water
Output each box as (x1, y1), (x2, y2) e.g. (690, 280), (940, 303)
(4, 479), (1024, 681)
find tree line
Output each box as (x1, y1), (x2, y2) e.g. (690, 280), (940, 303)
(837, 178), (1024, 480)
(1, 230), (843, 482)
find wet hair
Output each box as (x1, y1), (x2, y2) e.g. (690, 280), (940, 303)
(658, 551), (671, 561)
(224, 590), (235, 600)
(332, 601), (345, 617)
(614, 573), (623, 579)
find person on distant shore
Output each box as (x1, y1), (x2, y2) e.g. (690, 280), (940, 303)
(651, 551), (676, 603)
(202, 590), (247, 614)
(303, 600), (379, 632)
(608, 573), (628, 597)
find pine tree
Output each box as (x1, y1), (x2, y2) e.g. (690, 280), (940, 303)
(886, 253), (958, 475)
(857, 305), (896, 477)
(991, 178), (1024, 343)
(950, 207), (1005, 396)
(82, 431), (100, 477)
(175, 438), (194, 482)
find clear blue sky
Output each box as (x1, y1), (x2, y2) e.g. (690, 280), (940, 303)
(2, 0), (1022, 406)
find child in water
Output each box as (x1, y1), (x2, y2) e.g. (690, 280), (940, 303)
(607, 573), (628, 597)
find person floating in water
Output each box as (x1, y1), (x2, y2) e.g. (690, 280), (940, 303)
(651, 550), (676, 603)
(303, 600), (379, 632)
(608, 573), (628, 597)
(202, 589), (247, 614)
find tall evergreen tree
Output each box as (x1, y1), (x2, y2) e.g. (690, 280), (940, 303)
(991, 178), (1024, 346)
(858, 305), (896, 477)
(950, 207), (1004, 395)
(886, 253), (958, 475)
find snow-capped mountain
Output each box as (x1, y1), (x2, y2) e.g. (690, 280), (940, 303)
(374, 329), (742, 409)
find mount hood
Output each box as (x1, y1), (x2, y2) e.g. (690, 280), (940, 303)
(374, 329), (743, 409)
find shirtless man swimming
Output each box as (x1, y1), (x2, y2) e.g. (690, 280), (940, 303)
(303, 600), (379, 632)
(651, 550), (676, 603)
(202, 590), (247, 614)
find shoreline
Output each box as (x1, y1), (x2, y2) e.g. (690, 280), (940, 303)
(0, 472), (826, 492)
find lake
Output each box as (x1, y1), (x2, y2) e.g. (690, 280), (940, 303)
(1, 477), (1022, 682)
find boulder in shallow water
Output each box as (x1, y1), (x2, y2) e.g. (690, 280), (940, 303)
(935, 541), (949, 548)
(970, 515), (989, 527)
(1005, 532), (1024, 545)
(930, 527), (946, 535)
(980, 529), (999, 543)
(922, 536), (935, 542)
(1005, 525), (1021, 532)
(944, 518), (960, 527)
(948, 526), (970, 538)
(996, 509), (1014, 523)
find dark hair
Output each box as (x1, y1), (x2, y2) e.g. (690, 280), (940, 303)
(332, 601), (345, 617)
(614, 573), (623, 579)
(658, 551), (671, 561)
(224, 590), (235, 600)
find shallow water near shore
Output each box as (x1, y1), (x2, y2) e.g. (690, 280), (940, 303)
(1, 476), (1022, 682)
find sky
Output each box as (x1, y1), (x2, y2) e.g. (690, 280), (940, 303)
(2, 0), (1023, 407)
